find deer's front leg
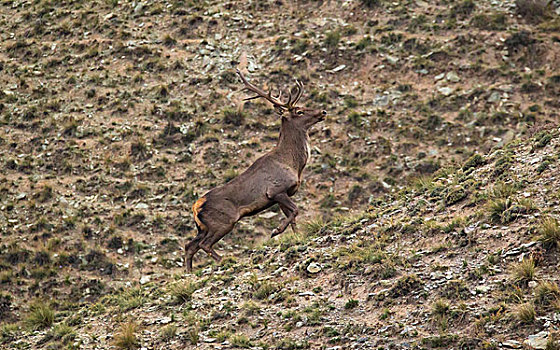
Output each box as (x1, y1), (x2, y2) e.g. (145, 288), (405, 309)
(271, 193), (298, 237)
(279, 203), (297, 233)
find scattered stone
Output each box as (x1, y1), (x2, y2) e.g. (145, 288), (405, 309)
(524, 331), (549, 350)
(488, 91), (501, 103)
(330, 64), (346, 73)
(159, 317), (172, 324)
(259, 212), (277, 219)
(381, 181), (392, 189)
(475, 285), (491, 294)
(437, 87), (453, 96)
(134, 2), (144, 14)
(307, 262), (322, 274)
(446, 71), (460, 82)
(385, 55), (399, 64)
(140, 275), (151, 285)
(502, 340), (523, 349)
(373, 94), (389, 107)
(435, 73), (445, 81)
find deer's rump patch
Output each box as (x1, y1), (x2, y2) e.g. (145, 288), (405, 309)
(192, 197), (207, 231)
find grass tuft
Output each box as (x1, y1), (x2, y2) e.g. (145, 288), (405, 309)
(515, 302), (536, 324)
(113, 321), (139, 349)
(160, 324), (177, 341)
(344, 299), (359, 310)
(535, 280), (560, 308)
(186, 325), (199, 345)
(25, 301), (55, 330)
(168, 279), (199, 304)
(512, 257), (536, 283)
(231, 334), (252, 348)
(432, 298), (450, 317)
(538, 217), (560, 249)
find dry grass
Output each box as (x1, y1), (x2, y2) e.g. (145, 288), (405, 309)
(511, 257), (536, 283)
(186, 325), (199, 345)
(538, 216), (560, 249)
(168, 279), (199, 304)
(515, 302), (536, 324)
(113, 322), (139, 350)
(431, 298), (450, 317)
(535, 280), (560, 308)
(160, 324), (177, 341)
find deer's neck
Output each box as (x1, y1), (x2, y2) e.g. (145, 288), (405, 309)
(275, 123), (310, 176)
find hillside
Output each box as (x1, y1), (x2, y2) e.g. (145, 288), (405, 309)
(1, 0), (560, 349)
(3, 116), (560, 350)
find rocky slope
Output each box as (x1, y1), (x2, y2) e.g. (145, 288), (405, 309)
(1, 0), (560, 349)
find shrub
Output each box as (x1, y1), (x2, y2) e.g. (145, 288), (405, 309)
(471, 13), (508, 30)
(356, 36), (374, 50)
(223, 108), (246, 126)
(360, 0), (383, 8)
(462, 154), (485, 171)
(324, 31), (341, 49)
(515, 0), (553, 23)
(450, 0), (476, 18)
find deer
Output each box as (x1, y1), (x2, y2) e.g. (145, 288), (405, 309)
(184, 69), (327, 272)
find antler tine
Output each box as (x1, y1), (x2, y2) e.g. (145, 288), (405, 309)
(236, 69), (288, 110)
(291, 79), (304, 107)
(243, 95), (263, 101)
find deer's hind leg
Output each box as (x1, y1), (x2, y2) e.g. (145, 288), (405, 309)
(185, 225), (207, 273)
(199, 222), (235, 263)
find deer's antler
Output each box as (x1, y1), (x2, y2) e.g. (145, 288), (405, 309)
(236, 69), (303, 112)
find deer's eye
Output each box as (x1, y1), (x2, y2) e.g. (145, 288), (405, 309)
(297, 111), (304, 115)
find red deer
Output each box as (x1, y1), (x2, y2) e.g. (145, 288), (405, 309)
(185, 69), (326, 272)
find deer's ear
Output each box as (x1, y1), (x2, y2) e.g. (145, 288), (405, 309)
(274, 106), (285, 117)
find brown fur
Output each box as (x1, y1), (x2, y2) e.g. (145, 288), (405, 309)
(184, 72), (326, 272)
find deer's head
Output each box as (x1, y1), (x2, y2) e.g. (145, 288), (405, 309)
(237, 69), (326, 131)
